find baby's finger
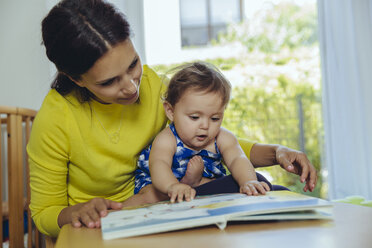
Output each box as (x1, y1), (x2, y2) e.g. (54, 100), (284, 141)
(190, 189), (196, 200)
(184, 189), (192, 202)
(241, 185), (252, 195)
(261, 182), (271, 192)
(177, 192), (185, 203)
(169, 192), (177, 203)
(250, 184), (259, 195)
(254, 183), (267, 195)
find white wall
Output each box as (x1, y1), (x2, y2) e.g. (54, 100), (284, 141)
(0, 0), (52, 111)
(108, 0), (147, 63)
(0, 0), (147, 111)
(142, 0), (182, 65)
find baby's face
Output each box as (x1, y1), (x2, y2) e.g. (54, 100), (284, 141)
(172, 89), (225, 151)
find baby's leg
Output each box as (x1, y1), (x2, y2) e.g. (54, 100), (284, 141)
(123, 185), (168, 207)
(180, 156), (204, 187)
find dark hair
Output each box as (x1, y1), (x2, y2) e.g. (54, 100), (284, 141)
(42, 0), (131, 102)
(165, 62), (231, 107)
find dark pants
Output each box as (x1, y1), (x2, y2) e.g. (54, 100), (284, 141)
(195, 173), (289, 196)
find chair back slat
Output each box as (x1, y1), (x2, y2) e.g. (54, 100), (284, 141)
(8, 114), (25, 247)
(25, 116), (33, 248)
(0, 116), (3, 247)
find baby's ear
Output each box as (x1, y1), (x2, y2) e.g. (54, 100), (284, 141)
(163, 101), (174, 121)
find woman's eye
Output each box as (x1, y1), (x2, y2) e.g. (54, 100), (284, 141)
(129, 58), (138, 69)
(100, 79), (115, 86)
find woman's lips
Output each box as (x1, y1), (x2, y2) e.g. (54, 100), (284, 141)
(126, 91), (138, 100)
(119, 91), (138, 101)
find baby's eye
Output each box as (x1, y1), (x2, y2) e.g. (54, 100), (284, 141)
(211, 117), (220, 121)
(189, 116), (199, 120)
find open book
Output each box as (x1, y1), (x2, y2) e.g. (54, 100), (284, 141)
(101, 191), (333, 240)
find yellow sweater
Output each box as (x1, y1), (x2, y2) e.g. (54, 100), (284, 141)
(27, 65), (255, 237)
(27, 65), (168, 236)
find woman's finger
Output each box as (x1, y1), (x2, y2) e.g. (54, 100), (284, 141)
(71, 212), (82, 228)
(80, 212), (95, 228)
(87, 208), (101, 227)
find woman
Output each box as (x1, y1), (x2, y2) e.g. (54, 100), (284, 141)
(28, 0), (317, 237)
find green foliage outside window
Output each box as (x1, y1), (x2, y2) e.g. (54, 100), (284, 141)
(223, 75), (323, 198)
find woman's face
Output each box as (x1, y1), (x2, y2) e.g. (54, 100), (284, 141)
(76, 39), (142, 105)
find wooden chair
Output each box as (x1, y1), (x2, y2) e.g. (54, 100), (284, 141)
(0, 106), (41, 248)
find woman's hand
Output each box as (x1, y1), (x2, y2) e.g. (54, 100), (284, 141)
(250, 143), (318, 192)
(275, 146), (318, 192)
(58, 198), (123, 229)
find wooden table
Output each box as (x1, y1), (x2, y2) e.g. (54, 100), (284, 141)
(55, 202), (372, 248)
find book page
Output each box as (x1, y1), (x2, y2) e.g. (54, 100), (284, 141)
(101, 191), (333, 240)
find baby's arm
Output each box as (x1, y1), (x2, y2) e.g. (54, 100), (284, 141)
(217, 128), (270, 195)
(149, 128), (196, 203)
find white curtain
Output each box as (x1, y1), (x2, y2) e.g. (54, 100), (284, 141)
(318, 0), (372, 200)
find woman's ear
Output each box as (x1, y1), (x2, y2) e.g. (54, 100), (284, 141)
(163, 101), (174, 121)
(73, 80), (85, 88)
(61, 72), (85, 87)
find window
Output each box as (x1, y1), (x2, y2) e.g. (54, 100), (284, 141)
(153, 0), (323, 198)
(180, 0), (242, 46)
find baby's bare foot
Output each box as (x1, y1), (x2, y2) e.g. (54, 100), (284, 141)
(180, 156), (204, 187)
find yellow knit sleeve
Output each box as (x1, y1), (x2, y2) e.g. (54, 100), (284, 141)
(238, 138), (256, 159)
(27, 90), (70, 237)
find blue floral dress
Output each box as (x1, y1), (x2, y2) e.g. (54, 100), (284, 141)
(134, 123), (227, 194)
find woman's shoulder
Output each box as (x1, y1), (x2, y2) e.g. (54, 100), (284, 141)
(29, 90), (73, 149)
(142, 65), (158, 81)
(39, 90), (66, 112)
(142, 65), (168, 88)
(39, 89), (77, 114)
(34, 89), (78, 127)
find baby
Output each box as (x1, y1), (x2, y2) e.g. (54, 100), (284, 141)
(135, 62), (270, 203)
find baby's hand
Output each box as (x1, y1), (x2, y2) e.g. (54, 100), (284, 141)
(240, 180), (270, 196)
(167, 183), (196, 203)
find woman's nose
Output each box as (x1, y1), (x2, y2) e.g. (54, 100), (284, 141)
(120, 79), (137, 95)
